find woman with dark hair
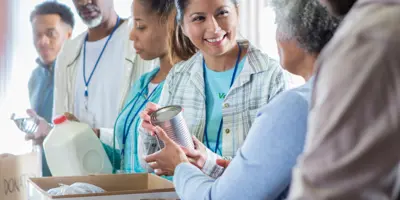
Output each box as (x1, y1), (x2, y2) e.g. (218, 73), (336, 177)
(139, 0), (291, 178)
(102, 0), (194, 175)
(141, 0), (342, 199)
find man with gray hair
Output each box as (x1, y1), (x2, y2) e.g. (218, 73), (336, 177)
(54, 0), (156, 144)
(289, 0), (400, 199)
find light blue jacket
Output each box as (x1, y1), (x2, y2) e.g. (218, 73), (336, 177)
(173, 78), (313, 200)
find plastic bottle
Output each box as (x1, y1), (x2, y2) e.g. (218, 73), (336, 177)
(10, 112), (53, 139)
(43, 115), (112, 176)
(10, 113), (40, 135)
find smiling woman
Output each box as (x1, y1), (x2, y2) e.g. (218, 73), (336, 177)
(138, 0), (290, 180)
(174, 0), (241, 66)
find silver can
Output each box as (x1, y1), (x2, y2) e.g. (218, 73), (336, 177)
(150, 105), (194, 150)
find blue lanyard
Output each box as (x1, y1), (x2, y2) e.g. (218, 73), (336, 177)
(203, 43), (242, 154)
(83, 17), (120, 98)
(120, 71), (161, 158)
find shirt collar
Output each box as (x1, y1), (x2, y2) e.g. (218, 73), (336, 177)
(36, 58), (55, 71)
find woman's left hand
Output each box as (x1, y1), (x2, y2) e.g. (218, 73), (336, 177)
(182, 136), (208, 169)
(144, 126), (190, 176)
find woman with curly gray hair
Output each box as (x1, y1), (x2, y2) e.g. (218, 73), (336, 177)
(272, 0), (341, 79)
(140, 0), (341, 200)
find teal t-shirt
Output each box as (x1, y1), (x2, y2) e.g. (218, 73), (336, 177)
(204, 56), (246, 155)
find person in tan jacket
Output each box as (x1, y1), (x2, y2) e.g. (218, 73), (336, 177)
(289, 0), (400, 199)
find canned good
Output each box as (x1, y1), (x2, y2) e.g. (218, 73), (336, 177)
(150, 105), (194, 150)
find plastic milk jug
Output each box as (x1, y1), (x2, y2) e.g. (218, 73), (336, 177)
(43, 115), (112, 176)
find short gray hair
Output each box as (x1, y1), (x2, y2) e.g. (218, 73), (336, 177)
(269, 0), (342, 53)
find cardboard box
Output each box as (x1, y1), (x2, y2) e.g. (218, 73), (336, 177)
(27, 173), (180, 200)
(0, 152), (41, 200)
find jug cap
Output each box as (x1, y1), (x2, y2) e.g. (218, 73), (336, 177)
(53, 115), (67, 125)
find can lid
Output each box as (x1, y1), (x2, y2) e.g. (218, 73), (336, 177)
(53, 115), (67, 125)
(151, 105), (182, 124)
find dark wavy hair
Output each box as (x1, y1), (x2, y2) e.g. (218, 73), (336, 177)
(270, 0), (342, 54)
(30, 1), (75, 28)
(138, 0), (193, 63)
(138, 0), (174, 22)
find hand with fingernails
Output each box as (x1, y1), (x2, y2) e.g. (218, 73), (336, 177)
(145, 132), (209, 175)
(141, 103), (209, 174)
(185, 136), (208, 169)
(144, 126), (190, 176)
(25, 109), (53, 145)
(216, 159), (230, 168)
(139, 102), (161, 136)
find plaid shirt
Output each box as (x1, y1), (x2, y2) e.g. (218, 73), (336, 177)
(139, 40), (291, 177)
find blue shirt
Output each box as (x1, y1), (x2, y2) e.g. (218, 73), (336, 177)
(28, 59), (55, 123)
(105, 67), (164, 173)
(204, 57), (246, 155)
(173, 78), (313, 200)
(28, 59), (55, 177)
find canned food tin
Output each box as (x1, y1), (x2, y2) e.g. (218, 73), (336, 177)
(150, 105), (194, 150)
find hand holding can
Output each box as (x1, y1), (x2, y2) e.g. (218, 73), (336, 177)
(140, 102), (161, 136)
(150, 105), (194, 150)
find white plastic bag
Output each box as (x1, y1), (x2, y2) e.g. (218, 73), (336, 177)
(47, 182), (105, 196)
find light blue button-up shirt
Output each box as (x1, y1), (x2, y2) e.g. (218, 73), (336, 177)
(173, 78), (313, 200)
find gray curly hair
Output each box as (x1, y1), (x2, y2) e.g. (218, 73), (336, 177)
(269, 0), (342, 53)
